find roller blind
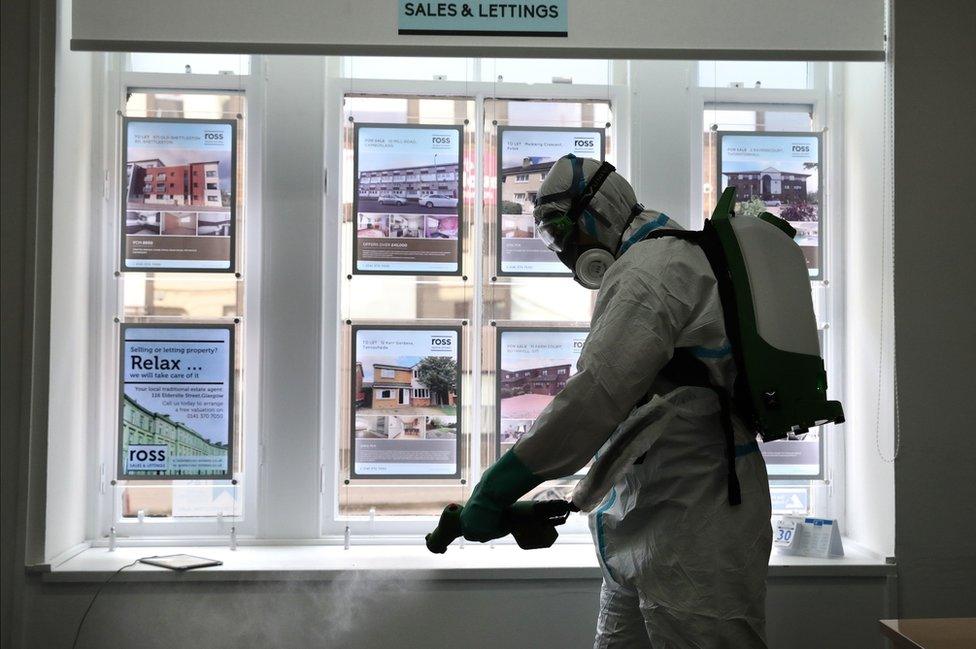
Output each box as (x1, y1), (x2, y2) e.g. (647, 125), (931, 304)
(71, 0), (885, 61)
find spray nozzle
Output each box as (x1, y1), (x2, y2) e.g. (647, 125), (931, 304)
(425, 500), (576, 554)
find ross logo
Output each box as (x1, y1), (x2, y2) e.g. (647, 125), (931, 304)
(574, 138), (595, 148)
(430, 336), (454, 348)
(126, 444), (168, 471)
(204, 130), (225, 143)
(792, 144), (811, 153)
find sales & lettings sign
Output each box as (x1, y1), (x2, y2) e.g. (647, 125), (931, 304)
(398, 1), (567, 37)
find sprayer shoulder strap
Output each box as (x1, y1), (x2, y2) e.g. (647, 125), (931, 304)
(642, 225), (748, 411)
(640, 226), (744, 507)
(642, 228), (702, 245)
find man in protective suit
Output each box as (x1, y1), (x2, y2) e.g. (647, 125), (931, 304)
(461, 156), (772, 648)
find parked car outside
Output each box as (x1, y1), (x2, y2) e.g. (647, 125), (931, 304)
(422, 194), (458, 208)
(378, 195), (407, 206)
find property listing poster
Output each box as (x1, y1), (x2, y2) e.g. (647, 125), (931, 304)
(498, 127), (604, 275)
(770, 486), (811, 515)
(496, 328), (586, 456)
(761, 434), (822, 478)
(352, 327), (461, 477)
(719, 132), (822, 277)
(354, 124), (463, 274)
(123, 118), (236, 271)
(118, 324), (234, 479)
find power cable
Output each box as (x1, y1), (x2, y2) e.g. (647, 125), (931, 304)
(71, 558), (152, 649)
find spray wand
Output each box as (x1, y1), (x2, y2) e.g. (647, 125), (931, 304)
(425, 499), (577, 553)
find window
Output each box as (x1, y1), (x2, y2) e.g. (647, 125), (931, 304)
(693, 63), (838, 518)
(76, 55), (854, 546)
(701, 103), (815, 221)
(336, 89), (615, 525)
(338, 57), (614, 86)
(342, 57), (476, 81)
(95, 56), (256, 535)
(482, 58), (612, 85)
(698, 61), (810, 89)
(128, 53), (250, 76)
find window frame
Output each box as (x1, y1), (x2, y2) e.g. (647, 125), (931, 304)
(86, 56), (847, 543)
(91, 54), (264, 539)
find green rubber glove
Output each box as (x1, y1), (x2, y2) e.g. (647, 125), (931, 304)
(461, 450), (543, 542)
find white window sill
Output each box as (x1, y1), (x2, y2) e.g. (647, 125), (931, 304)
(38, 538), (895, 583)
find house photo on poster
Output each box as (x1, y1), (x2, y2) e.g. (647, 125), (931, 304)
(498, 127), (604, 275)
(496, 328), (586, 457)
(123, 118), (236, 271)
(718, 132), (822, 277)
(118, 324), (234, 480)
(354, 124), (463, 275)
(352, 327), (461, 477)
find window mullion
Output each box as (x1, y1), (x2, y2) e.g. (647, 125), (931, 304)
(468, 92), (486, 489)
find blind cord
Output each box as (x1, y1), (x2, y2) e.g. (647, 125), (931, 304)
(875, 7), (901, 464)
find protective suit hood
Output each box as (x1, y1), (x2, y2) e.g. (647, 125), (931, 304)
(533, 156), (683, 261)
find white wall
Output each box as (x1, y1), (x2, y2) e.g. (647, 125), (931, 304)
(45, 0), (96, 561)
(842, 62), (895, 557)
(628, 60), (694, 226)
(22, 575), (891, 649)
(259, 56), (326, 539)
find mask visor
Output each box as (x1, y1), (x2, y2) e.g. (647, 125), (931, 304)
(537, 213), (575, 252)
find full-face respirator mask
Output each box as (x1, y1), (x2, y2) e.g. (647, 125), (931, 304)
(533, 156), (643, 290)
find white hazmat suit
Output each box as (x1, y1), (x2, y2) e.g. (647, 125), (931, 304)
(512, 157), (773, 648)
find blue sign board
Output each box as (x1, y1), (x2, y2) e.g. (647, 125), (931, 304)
(398, 1), (567, 37)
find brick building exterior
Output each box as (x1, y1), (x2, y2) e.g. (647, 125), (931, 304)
(500, 363), (572, 398)
(723, 167), (810, 203)
(126, 158), (223, 208)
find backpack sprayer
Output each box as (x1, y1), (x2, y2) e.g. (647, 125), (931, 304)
(426, 500), (577, 553)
